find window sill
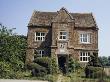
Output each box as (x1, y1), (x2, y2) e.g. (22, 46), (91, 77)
(79, 42), (91, 44)
(34, 40), (45, 42)
(58, 39), (68, 42)
(80, 61), (89, 62)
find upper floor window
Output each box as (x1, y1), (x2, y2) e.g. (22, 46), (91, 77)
(80, 33), (90, 43)
(34, 49), (45, 57)
(35, 32), (46, 41)
(80, 52), (90, 62)
(59, 31), (67, 40)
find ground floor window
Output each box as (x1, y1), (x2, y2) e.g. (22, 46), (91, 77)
(34, 49), (45, 57)
(80, 51), (90, 62)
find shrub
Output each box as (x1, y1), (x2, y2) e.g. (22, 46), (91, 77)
(85, 66), (104, 78)
(27, 63), (47, 77)
(68, 57), (80, 73)
(34, 57), (51, 73)
(34, 57), (51, 68)
(27, 56), (59, 76)
(0, 61), (12, 78)
(50, 57), (59, 74)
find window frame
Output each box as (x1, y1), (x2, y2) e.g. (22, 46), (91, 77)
(35, 32), (46, 41)
(59, 31), (68, 40)
(80, 51), (90, 62)
(80, 33), (90, 44)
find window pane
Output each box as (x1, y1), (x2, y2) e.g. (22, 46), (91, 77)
(60, 36), (62, 39)
(80, 57), (82, 61)
(62, 32), (67, 35)
(83, 37), (87, 42)
(80, 52), (82, 56)
(36, 32), (40, 36)
(85, 57), (87, 61)
(83, 52), (85, 56)
(42, 51), (44, 55)
(60, 32), (63, 35)
(63, 36), (66, 39)
(88, 52), (90, 56)
(83, 34), (87, 38)
(37, 37), (41, 40)
(80, 34), (82, 37)
(83, 57), (86, 61)
(41, 33), (45, 36)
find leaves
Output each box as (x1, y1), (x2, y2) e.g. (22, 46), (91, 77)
(0, 24), (27, 78)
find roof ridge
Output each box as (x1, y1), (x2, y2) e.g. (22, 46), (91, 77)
(28, 9), (96, 27)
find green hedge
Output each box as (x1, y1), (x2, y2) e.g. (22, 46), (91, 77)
(85, 66), (104, 78)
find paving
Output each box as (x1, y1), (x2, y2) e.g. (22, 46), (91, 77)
(0, 79), (48, 82)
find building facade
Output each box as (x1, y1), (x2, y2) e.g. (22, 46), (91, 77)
(26, 8), (98, 67)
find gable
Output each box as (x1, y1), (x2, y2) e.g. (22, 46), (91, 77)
(52, 7), (73, 23)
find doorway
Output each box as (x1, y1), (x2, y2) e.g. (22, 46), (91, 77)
(58, 56), (67, 74)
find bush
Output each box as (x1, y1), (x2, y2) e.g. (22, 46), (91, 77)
(0, 61), (12, 78)
(34, 57), (51, 68)
(34, 57), (52, 74)
(85, 66), (104, 78)
(68, 57), (80, 73)
(50, 57), (59, 74)
(27, 63), (47, 77)
(27, 56), (59, 76)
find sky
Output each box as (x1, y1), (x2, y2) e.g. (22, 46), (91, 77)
(0, 0), (110, 57)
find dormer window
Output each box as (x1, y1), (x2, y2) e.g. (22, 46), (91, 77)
(59, 31), (67, 40)
(35, 32), (46, 41)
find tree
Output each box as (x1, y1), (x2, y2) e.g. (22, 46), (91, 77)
(99, 56), (110, 66)
(108, 56), (110, 66)
(0, 24), (27, 78)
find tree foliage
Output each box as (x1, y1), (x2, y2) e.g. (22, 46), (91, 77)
(99, 56), (110, 66)
(0, 24), (27, 78)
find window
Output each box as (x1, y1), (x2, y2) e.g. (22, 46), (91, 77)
(80, 33), (90, 43)
(80, 52), (90, 62)
(59, 31), (67, 40)
(34, 50), (45, 57)
(35, 32), (46, 41)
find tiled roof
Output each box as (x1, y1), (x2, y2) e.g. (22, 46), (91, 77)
(28, 10), (96, 27)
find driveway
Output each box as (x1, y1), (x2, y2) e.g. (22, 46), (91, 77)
(0, 79), (48, 82)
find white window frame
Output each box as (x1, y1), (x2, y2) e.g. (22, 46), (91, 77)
(80, 33), (90, 44)
(35, 50), (45, 57)
(80, 52), (90, 62)
(35, 32), (46, 41)
(59, 31), (67, 40)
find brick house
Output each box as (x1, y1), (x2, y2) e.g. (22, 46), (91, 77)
(26, 7), (98, 68)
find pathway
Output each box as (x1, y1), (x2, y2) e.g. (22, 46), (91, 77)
(0, 79), (48, 82)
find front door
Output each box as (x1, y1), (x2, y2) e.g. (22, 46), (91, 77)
(58, 56), (67, 74)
